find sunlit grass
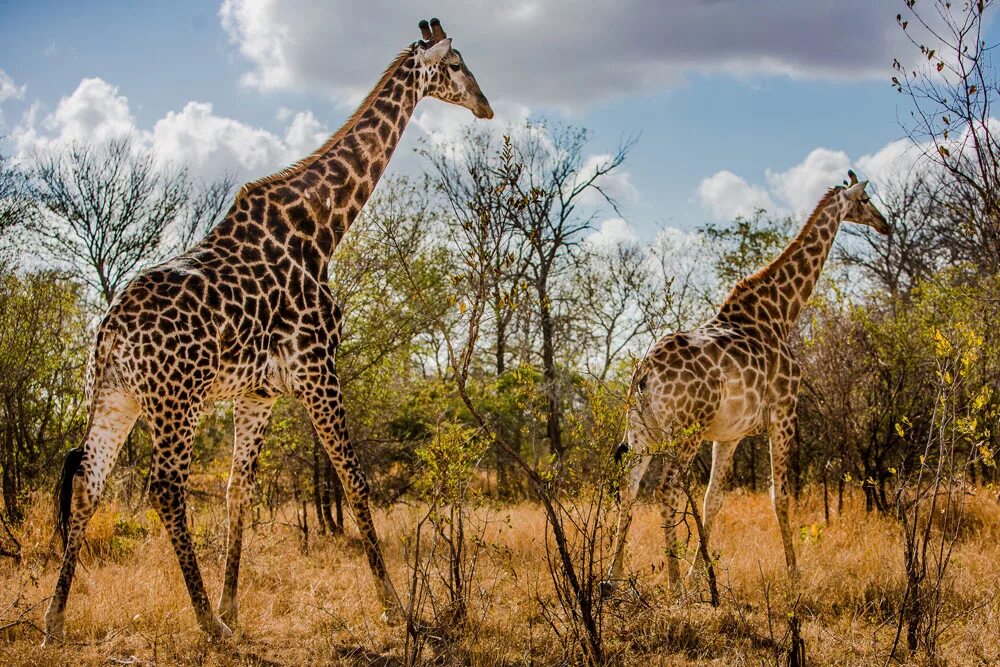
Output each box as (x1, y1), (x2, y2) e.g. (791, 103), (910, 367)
(2, 486), (998, 665)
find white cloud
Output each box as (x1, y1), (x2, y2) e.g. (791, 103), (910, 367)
(9, 76), (333, 183)
(0, 69), (25, 104)
(282, 110), (329, 155)
(696, 139), (938, 221)
(217, 0), (926, 110)
(586, 217), (637, 248)
(151, 101), (295, 175)
(765, 148), (850, 213)
(0, 69), (26, 131)
(11, 78), (140, 156)
(697, 170), (776, 220)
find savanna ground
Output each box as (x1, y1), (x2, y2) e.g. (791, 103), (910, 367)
(2, 477), (998, 666)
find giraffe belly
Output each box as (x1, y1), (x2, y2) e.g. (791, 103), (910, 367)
(206, 351), (282, 401)
(703, 375), (763, 442)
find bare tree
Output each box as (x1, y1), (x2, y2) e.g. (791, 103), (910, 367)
(573, 239), (669, 381)
(839, 171), (946, 296)
(423, 130), (532, 378)
(893, 0), (1000, 271)
(31, 136), (233, 305)
(0, 151), (34, 243)
(500, 122), (635, 457)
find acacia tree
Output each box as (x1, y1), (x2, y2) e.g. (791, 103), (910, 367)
(31, 137), (234, 306)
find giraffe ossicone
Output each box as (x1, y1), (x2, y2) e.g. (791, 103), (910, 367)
(607, 173), (889, 594)
(43, 18), (492, 644)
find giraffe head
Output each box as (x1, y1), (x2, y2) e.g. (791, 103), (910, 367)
(415, 18), (494, 120)
(839, 170), (889, 234)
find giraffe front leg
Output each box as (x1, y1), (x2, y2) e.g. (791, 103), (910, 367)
(768, 403), (799, 580)
(219, 396), (275, 626)
(300, 364), (402, 623)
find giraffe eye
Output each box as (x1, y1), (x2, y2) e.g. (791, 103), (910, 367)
(448, 63), (461, 72)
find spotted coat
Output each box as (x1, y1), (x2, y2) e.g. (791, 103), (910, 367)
(44, 19), (492, 643)
(608, 177), (889, 591)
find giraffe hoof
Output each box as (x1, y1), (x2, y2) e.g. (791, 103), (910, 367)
(201, 614), (233, 640)
(42, 610), (65, 646)
(380, 605), (404, 626)
(41, 628), (65, 647)
(218, 600), (239, 627)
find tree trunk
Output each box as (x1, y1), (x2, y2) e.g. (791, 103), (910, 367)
(537, 284), (562, 457)
(1, 419), (21, 524)
(312, 436), (330, 535)
(327, 457), (343, 534)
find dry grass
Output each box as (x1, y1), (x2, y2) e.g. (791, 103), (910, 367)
(2, 484), (999, 666)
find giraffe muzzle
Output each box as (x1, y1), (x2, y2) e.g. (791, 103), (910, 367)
(473, 94), (494, 119)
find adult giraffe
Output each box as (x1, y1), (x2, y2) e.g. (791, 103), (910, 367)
(44, 18), (492, 643)
(608, 172), (889, 592)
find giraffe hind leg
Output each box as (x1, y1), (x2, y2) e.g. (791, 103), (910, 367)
(219, 396), (275, 626)
(43, 390), (140, 645)
(688, 439), (740, 579)
(300, 364), (402, 622)
(148, 405), (232, 639)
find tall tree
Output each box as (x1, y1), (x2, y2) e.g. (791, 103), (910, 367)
(31, 137), (233, 306)
(573, 239), (669, 381)
(499, 123), (634, 457)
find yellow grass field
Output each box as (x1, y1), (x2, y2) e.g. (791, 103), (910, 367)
(2, 486), (999, 666)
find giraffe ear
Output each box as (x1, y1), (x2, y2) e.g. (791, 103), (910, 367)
(421, 38), (453, 64)
(845, 181), (868, 199)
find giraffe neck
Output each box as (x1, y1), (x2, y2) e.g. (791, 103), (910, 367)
(222, 46), (421, 274)
(720, 189), (843, 331)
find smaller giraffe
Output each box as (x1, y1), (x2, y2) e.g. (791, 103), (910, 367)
(608, 171), (889, 592)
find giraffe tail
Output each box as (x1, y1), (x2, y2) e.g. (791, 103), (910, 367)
(54, 447), (85, 549)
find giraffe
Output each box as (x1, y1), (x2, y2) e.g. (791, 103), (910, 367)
(607, 171), (889, 592)
(43, 18), (492, 644)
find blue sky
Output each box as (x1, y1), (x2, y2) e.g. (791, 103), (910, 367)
(0, 1), (979, 240)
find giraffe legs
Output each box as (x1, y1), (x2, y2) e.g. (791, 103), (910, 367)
(688, 439), (740, 578)
(656, 466), (689, 594)
(219, 396), (275, 626)
(299, 361), (402, 621)
(148, 404), (231, 639)
(43, 391), (140, 645)
(606, 446), (652, 585)
(768, 403), (799, 578)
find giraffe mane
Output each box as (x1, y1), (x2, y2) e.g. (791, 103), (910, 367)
(237, 45), (416, 198)
(726, 186), (843, 298)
